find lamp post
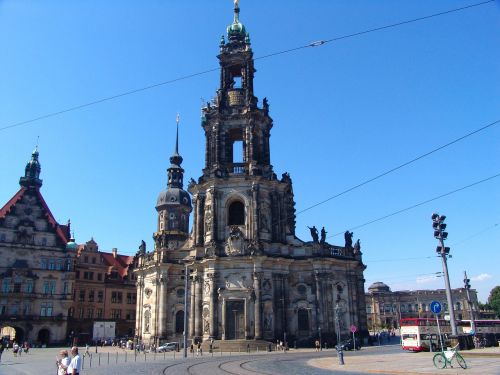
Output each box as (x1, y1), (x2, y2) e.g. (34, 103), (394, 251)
(318, 327), (322, 351)
(183, 263), (189, 358)
(334, 303), (344, 365)
(431, 213), (457, 337)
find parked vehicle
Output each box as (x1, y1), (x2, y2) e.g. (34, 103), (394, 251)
(157, 342), (177, 352)
(339, 339), (361, 351)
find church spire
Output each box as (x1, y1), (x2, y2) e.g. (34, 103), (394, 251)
(167, 115), (184, 189)
(19, 146), (43, 189)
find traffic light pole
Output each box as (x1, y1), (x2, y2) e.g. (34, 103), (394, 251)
(464, 271), (475, 334)
(438, 237), (458, 336)
(432, 213), (457, 337)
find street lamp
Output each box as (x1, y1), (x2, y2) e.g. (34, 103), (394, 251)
(431, 213), (457, 337)
(182, 263), (191, 358)
(334, 303), (344, 365)
(318, 327), (322, 351)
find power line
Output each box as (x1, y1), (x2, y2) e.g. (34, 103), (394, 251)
(0, 0), (494, 132)
(327, 173), (500, 238)
(297, 119), (500, 216)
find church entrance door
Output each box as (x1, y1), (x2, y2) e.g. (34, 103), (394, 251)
(226, 300), (245, 339)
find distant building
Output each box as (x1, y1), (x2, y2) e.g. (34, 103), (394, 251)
(365, 282), (479, 330)
(0, 149), (76, 345)
(68, 239), (137, 344)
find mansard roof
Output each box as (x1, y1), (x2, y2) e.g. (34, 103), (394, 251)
(0, 186), (70, 244)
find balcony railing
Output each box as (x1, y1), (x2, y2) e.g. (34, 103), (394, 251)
(230, 163), (246, 175)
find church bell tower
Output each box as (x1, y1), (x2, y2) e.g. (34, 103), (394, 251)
(189, 0), (297, 256)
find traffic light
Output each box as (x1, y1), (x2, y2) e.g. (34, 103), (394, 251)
(431, 213), (449, 241)
(436, 246), (450, 254)
(464, 273), (471, 289)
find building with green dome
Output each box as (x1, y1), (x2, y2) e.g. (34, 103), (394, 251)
(0, 149), (76, 345)
(134, 1), (368, 348)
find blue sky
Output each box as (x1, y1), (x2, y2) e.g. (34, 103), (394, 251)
(1, 1), (499, 302)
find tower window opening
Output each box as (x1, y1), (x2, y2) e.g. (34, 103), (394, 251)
(233, 140), (244, 163)
(228, 201), (245, 226)
(233, 76), (242, 88)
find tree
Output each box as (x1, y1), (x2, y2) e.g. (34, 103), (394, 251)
(487, 286), (500, 318)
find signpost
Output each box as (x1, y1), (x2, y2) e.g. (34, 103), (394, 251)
(350, 325), (357, 350)
(430, 301), (444, 352)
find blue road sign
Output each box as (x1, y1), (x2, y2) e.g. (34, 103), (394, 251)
(430, 300), (442, 314)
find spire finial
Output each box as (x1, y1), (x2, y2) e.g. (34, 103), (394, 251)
(233, 0), (240, 23)
(175, 113), (180, 154)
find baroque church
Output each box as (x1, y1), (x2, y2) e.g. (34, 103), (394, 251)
(134, 1), (368, 346)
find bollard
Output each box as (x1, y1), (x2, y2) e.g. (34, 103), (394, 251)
(98, 353), (101, 366)
(125, 351), (127, 362)
(144, 352), (146, 362)
(89, 354), (92, 368)
(163, 352), (165, 360)
(107, 352), (110, 365)
(220, 348), (222, 356)
(116, 352), (118, 364)
(82, 356), (85, 370)
(336, 346), (344, 365)
(257, 346), (259, 354)
(154, 352), (156, 361)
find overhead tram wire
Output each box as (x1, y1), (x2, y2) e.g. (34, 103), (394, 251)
(0, 0), (495, 132)
(326, 172), (500, 239)
(296, 119), (500, 216)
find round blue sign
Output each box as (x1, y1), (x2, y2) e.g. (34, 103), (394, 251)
(430, 301), (442, 314)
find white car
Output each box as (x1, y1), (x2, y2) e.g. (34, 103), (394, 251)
(157, 342), (177, 352)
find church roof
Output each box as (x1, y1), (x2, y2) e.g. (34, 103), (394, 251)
(0, 186), (70, 245)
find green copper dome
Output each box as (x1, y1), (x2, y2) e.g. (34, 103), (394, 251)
(227, 0), (246, 40)
(66, 239), (77, 251)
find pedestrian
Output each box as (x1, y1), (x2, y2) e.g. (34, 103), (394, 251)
(190, 343), (194, 353)
(196, 342), (202, 356)
(13, 342), (19, 357)
(56, 349), (70, 375)
(67, 346), (82, 375)
(0, 339), (5, 363)
(315, 339), (320, 352)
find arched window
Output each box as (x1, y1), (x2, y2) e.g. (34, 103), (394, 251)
(228, 201), (245, 225)
(297, 309), (309, 331)
(175, 310), (184, 333)
(456, 302), (461, 311)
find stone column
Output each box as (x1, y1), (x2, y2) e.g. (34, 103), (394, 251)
(208, 273), (217, 338)
(189, 276), (195, 337)
(136, 278), (144, 339)
(253, 272), (262, 339)
(314, 272), (323, 330)
(192, 196), (198, 245)
(158, 273), (167, 339)
(197, 196), (205, 245)
(195, 276), (203, 336)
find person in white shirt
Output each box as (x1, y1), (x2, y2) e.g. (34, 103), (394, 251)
(67, 347), (82, 375)
(57, 350), (70, 375)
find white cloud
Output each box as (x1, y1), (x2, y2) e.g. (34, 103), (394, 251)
(471, 273), (492, 282)
(416, 276), (438, 284)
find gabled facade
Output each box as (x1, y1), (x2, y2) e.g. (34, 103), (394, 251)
(67, 239), (137, 344)
(0, 149), (76, 345)
(135, 2), (367, 347)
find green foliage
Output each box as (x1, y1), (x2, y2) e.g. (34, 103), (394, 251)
(487, 286), (500, 318)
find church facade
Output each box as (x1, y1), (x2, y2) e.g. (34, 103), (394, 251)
(134, 2), (367, 346)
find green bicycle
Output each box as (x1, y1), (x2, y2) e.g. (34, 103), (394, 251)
(433, 344), (467, 369)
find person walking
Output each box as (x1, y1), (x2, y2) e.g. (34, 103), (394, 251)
(57, 350), (70, 375)
(0, 339), (5, 363)
(67, 346), (82, 375)
(13, 342), (19, 357)
(315, 339), (320, 352)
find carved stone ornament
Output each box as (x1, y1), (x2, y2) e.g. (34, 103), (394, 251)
(247, 240), (262, 256)
(225, 225), (246, 256)
(144, 288), (153, 298)
(204, 240), (218, 257)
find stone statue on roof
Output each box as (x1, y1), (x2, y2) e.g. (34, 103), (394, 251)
(139, 240), (146, 255)
(344, 231), (353, 248)
(308, 226), (319, 243)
